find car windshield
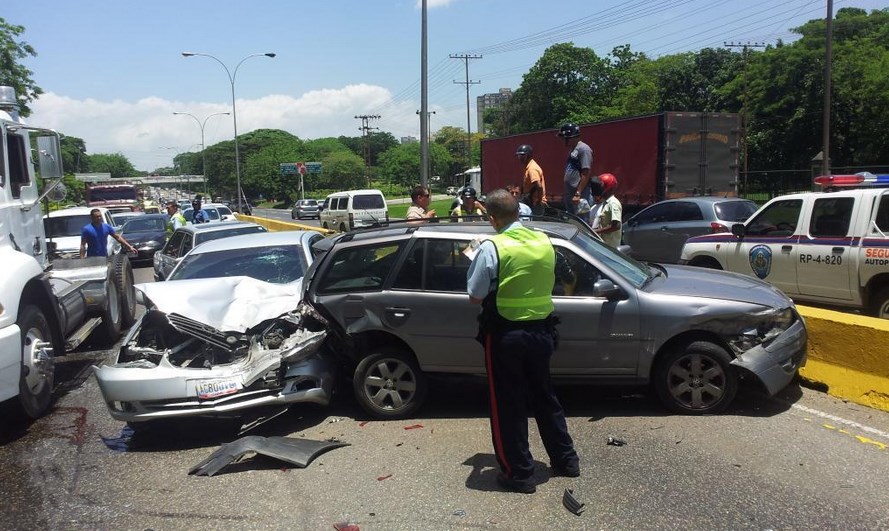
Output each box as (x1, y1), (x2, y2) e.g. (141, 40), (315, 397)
(570, 231), (652, 288)
(122, 218), (165, 232)
(169, 244), (306, 283)
(715, 200), (758, 222)
(44, 215), (91, 237)
(194, 225), (267, 245)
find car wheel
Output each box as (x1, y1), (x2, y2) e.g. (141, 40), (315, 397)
(113, 254), (137, 327)
(689, 257), (723, 270)
(16, 305), (54, 419)
(322, 222), (329, 230)
(653, 341), (737, 415)
(98, 276), (122, 345)
(291, 212), (296, 219)
(869, 285), (889, 319)
(339, 223), (347, 233)
(353, 347), (427, 420)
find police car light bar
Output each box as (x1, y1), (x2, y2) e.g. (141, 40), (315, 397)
(814, 172), (889, 188)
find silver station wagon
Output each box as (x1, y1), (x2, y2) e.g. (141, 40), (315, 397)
(302, 219), (808, 419)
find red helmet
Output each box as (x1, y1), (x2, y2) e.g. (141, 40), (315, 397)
(599, 173), (618, 195)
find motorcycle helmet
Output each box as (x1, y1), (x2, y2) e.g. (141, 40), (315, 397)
(558, 123), (581, 138)
(515, 144), (533, 157)
(599, 173), (618, 195)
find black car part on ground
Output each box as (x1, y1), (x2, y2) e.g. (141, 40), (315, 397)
(188, 435), (350, 476)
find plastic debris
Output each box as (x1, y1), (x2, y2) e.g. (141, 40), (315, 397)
(606, 436), (626, 446)
(404, 424), (424, 430)
(189, 436), (349, 477)
(453, 509), (466, 517)
(333, 522), (360, 531)
(377, 474), (393, 481)
(562, 489), (585, 516)
(359, 421), (370, 427)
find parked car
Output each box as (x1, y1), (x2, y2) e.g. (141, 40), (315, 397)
(319, 189), (388, 232)
(111, 211), (143, 230)
(43, 206), (118, 257)
(153, 221), (267, 281)
(119, 214), (169, 262)
(94, 230), (331, 425)
(302, 219), (807, 419)
(623, 197), (758, 263)
(291, 199), (321, 220)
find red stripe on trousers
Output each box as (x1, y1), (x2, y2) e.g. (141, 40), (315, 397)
(485, 332), (511, 476)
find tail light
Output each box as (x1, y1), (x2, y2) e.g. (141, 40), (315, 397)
(710, 222), (730, 233)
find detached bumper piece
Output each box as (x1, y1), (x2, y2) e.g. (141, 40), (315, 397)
(189, 435), (349, 477)
(562, 488), (585, 516)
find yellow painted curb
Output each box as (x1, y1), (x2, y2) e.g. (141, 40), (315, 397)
(796, 305), (889, 412)
(235, 214), (333, 235)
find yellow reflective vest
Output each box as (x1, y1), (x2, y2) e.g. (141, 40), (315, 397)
(490, 226), (555, 321)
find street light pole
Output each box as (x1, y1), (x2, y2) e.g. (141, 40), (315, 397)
(181, 51), (276, 213)
(173, 111), (230, 197)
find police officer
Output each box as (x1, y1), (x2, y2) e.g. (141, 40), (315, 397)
(165, 201), (186, 239)
(466, 189), (580, 494)
(450, 187), (486, 221)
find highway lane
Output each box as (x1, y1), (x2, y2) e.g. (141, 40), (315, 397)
(1, 261), (888, 529)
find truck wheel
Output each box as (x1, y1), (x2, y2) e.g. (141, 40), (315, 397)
(653, 341), (737, 415)
(353, 347), (427, 420)
(870, 286), (889, 319)
(98, 277), (122, 344)
(16, 305), (54, 419)
(114, 254), (137, 327)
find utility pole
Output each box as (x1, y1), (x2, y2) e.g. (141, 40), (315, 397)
(450, 53), (482, 169)
(355, 114), (380, 187)
(823, 0), (834, 178)
(417, 110), (436, 181)
(725, 41), (765, 197)
(420, 0), (429, 187)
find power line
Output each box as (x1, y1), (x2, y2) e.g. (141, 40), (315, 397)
(450, 53), (482, 168)
(355, 114), (380, 185)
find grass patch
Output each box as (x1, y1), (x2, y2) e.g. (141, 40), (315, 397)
(388, 198), (455, 219)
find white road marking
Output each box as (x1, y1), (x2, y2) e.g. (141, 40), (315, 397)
(792, 403), (889, 440)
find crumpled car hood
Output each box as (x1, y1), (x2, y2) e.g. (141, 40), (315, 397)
(654, 265), (792, 309)
(137, 276), (303, 333)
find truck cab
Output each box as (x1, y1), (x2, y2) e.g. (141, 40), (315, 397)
(680, 173), (889, 318)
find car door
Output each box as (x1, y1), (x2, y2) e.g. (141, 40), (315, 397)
(623, 202), (676, 263)
(549, 244), (642, 376)
(797, 195), (855, 300)
(725, 198), (804, 296)
(156, 231), (185, 279)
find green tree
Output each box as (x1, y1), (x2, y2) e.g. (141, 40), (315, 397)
(322, 150), (366, 190)
(378, 142), (452, 188)
(60, 136), (88, 173)
(0, 17), (42, 116)
(87, 153), (137, 178)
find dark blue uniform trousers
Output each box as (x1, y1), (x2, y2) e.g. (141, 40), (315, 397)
(484, 324), (578, 486)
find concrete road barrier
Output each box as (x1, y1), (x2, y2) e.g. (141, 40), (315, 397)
(796, 306), (889, 413)
(235, 214), (332, 234)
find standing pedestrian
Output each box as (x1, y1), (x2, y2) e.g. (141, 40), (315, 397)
(589, 173), (622, 247)
(515, 144), (546, 203)
(466, 189), (580, 494)
(191, 198), (209, 224)
(506, 184), (532, 219)
(450, 187), (486, 221)
(558, 123), (595, 217)
(165, 201), (187, 239)
(80, 208), (137, 258)
(406, 185), (436, 221)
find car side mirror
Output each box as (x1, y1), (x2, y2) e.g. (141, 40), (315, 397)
(592, 279), (624, 301)
(617, 244), (633, 256)
(731, 223), (746, 238)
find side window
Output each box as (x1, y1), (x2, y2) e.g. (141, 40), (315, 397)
(180, 234), (194, 256)
(7, 133), (30, 199)
(810, 197), (854, 238)
(392, 241), (425, 290)
(875, 195), (889, 234)
(317, 242), (402, 293)
(672, 202), (704, 222)
(553, 247), (602, 297)
(746, 199), (803, 237)
(165, 232), (185, 258)
(338, 197), (348, 210)
(425, 239), (472, 292)
(634, 203), (672, 225)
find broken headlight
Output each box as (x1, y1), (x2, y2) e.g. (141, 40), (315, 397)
(727, 307), (796, 355)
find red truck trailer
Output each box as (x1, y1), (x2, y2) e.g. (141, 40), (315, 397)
(480, 112), (741, 216)
(85, 183), (141, 213)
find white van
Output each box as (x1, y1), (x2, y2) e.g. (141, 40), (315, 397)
(320, 189), (389, 232)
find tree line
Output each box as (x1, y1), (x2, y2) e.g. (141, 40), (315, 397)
(5, 8), (889, 202)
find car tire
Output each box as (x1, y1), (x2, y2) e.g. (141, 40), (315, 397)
(15, 305), (54, 420)
(98, 274), (122, 345)
(113, 254), (137, 327)
(339, 223), (347, 233)
(869, 285), (889, 319)
(653, 340), (737, 415)
(322, 222), (329, 230)
(291, 212), (296, 220)
(353, 347), (427, 420)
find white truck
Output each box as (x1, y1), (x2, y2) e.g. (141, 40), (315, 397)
(0, 86), (136, 420)
(680, 173), (889, 318)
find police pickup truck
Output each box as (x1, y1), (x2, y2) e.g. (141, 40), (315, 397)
(680, 173), (889, 319)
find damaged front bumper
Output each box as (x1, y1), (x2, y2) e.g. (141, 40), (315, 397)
(94, 302), (336, 423)
(729, 310), (807, 395)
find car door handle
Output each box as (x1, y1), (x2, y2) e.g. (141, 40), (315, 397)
(660, 226), (668, 231)
(386, 307), (411, 318)
(782, 245), (793, 252)
(832, 247), (844, 254)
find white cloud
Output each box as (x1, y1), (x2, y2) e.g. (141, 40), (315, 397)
(26, 85), (431, 172)
(416, 0), (460, 8)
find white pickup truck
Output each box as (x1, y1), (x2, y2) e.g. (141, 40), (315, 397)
(0, 86), (135, 420)
(680, 174), (889, 318)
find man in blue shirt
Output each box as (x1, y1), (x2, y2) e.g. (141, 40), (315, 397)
(80, 208), (137, 258)
(191, 198), (209, 224)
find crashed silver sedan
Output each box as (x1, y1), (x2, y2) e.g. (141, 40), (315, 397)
(94, 277), (335, 423)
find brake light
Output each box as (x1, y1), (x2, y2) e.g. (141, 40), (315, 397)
(814, 172), (889, 188)
(710, 222), (730, 233)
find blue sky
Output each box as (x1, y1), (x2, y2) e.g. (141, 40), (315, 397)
(5, 0), (883, 171)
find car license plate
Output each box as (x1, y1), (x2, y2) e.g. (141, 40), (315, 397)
(195, 378), (242, 400)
